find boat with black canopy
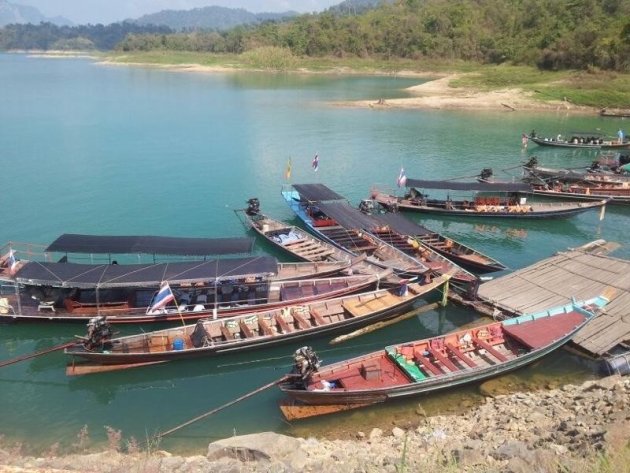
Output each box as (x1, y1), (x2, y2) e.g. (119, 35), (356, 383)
(527, 132), (629, 150)
(281, 184), (431, 278)
(370, 179), (607, 218)
(361, 208), (506, 274)
(0, 234), (357, 323)
(64, 268), (456, 375)
(281, 184), (478, 286)
(522, 157), (630, 186)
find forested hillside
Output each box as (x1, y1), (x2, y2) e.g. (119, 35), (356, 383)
(1, 0), (628, 72)
(117, 0), (630, 71)
(0, 22), (171, 50)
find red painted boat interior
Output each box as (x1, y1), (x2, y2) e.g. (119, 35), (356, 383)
(502, 311), (585, 349)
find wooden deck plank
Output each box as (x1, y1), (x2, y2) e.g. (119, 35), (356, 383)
(475, 247), (630, 358)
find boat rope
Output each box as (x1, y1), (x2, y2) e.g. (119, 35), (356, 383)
(158, 375), (293, 438)
(0, 340), (77, 369)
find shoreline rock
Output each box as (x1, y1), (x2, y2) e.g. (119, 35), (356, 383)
(1, 375), (628, 472)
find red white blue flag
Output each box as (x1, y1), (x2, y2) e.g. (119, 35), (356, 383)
(397, 167), (407, 188)
(148, 282), (175, 314)
(312, 154), (319, 172)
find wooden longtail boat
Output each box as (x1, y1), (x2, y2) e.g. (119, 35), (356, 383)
(281, 184), (430, 278)
(0, 239), (357, 323)
(359, 203), (506, 274)
(527, 133), (630, 150)
(236, 199), (395, 282)
(530, 184), (630, 205)
(278, 296), (608, 420)
(523, 164), (630, 187)
(370, 179), (607, 218)
(64, 269), (455, 375)
(237, 198), (352, 264)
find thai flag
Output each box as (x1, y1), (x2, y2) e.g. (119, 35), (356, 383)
(312, 154), (319, 172)
(7, 249), (18, 274)
(397, 167), (407, 188)
(148, 282), (175, 314)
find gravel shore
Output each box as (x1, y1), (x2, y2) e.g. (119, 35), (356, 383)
(2, 375), (628, 473)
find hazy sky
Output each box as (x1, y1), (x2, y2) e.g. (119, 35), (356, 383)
(17, 0), (343, 24)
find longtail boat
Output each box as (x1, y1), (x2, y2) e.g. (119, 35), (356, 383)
(370, 179), (608, 218)
(236, 198), (352, 264)
(64, 269), (455, 375)
(281, 184), (430, 278)
(358, 201), (506, 274)
(236, 199), (396, 282)
(278, 295), (608, 420)
(527, 133), (629, 150)
(0, 237), (355, 323)
(530, 183), (630, 205)
(523, 162), (630, 187)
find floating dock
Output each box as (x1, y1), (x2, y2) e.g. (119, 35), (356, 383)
(470, 241), (629, 359)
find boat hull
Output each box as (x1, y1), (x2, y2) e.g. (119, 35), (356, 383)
(373, 193), (606, 219)
(279, 297), (607, 417)
(529, 136), (630, 150)
(64, 274), (452, 370)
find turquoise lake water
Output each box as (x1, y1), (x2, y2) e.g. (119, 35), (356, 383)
(1, 53), (629, 454)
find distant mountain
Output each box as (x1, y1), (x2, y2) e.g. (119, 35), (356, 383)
(0, 0), (72, 26)
(133, 6), (297, 31)
(327, 0), (393, 14)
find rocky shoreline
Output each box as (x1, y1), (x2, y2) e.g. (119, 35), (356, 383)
(2, 375), (628, 472)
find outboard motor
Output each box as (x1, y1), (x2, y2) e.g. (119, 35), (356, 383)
(292, 346), (321, 381)
(246, 198), (260, 216)
(83, 316), (113, 350)
(524, 156), (538, 169)
(358, 199), (375, 214)
(479, 168), (494, 181)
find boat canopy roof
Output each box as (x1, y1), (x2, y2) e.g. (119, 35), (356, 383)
(405, 178), (531, 193)
(45, 234), (255, 256)
(316, 201), (381, 230)
(373, 212), (432, 236)
(14, 256), (278, 288)
(293, 184), (345, 202)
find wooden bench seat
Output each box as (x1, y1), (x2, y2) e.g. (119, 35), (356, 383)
(413, 349), (442, 375)
(275, 314), (293, 333)
(472, 338), (508, 362)
(239, 320), (255, 338)
(428, 348), (459, 372)
(310, 308), (326, 326)
(445, 343), (477, 368)
(258, 317), (274, 336)
(220, 325), (234, 340)
(292, 311), (311, 329)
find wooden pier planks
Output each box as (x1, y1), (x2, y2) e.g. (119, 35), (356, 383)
(475, 245), (630, 358)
